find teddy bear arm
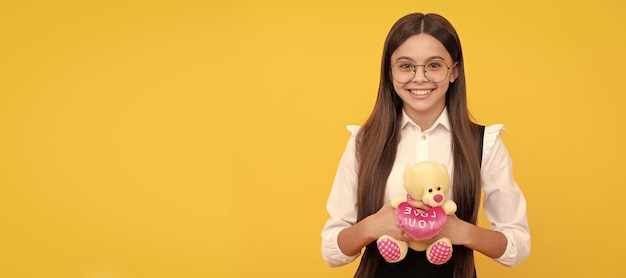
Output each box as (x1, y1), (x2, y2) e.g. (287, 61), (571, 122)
(443, 200), (457, 214)
(390, 195), (408, 208)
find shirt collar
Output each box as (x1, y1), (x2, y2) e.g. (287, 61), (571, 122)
(400, 108), (451, 132)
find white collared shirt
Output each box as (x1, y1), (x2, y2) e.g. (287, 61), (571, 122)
(321, 109), (530, 268)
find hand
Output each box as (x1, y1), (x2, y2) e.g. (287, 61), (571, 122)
(365, 201), (411, 241)
(403, 200), (472, 245)
(405, 199), (432, 213)
(420, 213), (470, 245)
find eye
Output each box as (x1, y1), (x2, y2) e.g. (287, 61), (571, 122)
(428, 188), (433, 193)
(437, 187), (441, 191)
(426, 61), (445, 70)
(396, 62), (414, 71)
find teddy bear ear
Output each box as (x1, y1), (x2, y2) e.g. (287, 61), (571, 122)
(403, 164), (412, 180)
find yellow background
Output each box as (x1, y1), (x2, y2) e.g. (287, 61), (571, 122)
(1, 0), (625, 277)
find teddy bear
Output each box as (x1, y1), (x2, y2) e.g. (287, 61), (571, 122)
(376, 161), (457, 265)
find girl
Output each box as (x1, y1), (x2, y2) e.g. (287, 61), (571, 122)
(321, 13), (530, 278)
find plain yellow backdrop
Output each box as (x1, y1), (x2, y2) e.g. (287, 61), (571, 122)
(1, 0), (626, 277)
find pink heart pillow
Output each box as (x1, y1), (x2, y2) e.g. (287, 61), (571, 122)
(396, 203), (446, 241)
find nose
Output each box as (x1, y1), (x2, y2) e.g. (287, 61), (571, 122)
(411, 66), (428, 82)
(433, 194), (443, 203)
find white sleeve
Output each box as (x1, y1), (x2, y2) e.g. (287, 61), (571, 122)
(320, 126), (361, 267)
(481, 124), (531, 267)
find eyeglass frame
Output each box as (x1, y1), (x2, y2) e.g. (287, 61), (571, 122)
(390, 59), (457, 84)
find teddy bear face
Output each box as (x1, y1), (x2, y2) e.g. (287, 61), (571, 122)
(402, 161), (451, 207)
(422, 185), (447, 207)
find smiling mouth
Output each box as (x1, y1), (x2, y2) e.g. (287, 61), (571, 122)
(409, 89), (433, 96)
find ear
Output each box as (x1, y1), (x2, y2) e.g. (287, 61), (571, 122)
(449, 63), (460, 83)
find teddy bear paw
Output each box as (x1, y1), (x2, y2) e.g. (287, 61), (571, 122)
(377, 237), (405, 263)
(426, 239), (453, 265)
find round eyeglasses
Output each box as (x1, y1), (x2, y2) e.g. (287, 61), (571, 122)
(391, 59), (454, 83)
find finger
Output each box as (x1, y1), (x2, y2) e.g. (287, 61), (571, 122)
(403, 233), (414, 241)
(407, 200), (431, 211)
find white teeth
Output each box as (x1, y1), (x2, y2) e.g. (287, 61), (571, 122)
(409, 89), (431, 95)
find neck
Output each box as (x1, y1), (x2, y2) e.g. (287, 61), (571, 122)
(406, 106), (445, 131)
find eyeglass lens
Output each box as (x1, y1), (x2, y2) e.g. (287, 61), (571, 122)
(391, 60), (450, 83)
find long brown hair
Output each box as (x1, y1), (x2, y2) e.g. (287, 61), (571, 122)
(354, 13), (482, 278)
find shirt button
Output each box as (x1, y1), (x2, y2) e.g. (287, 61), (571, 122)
(421, 135), (427, 140)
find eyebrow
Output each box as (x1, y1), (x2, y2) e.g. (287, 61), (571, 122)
(394, 56), (447, 63)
